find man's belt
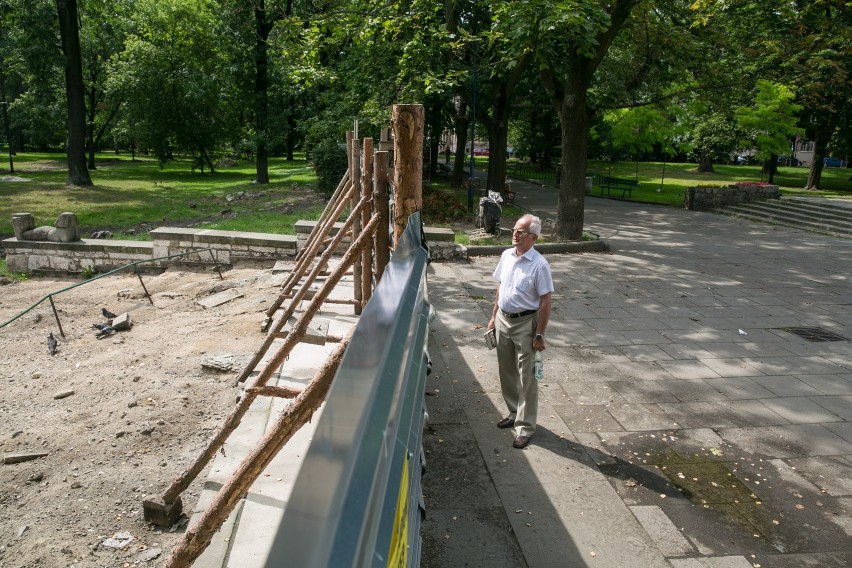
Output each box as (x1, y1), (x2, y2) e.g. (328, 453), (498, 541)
(501, 308), (537, 319)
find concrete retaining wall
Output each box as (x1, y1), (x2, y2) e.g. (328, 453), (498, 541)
(684, 184), (780, 211)
(293, 220), (454, 248)
(3, 228), (298, 275)
(149, 227), (297, 265)
(3, 221), (606, 274)
(2, 223), (456, 274)
(3, 238), (155, 275)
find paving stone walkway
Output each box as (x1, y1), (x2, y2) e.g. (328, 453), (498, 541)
(420, 188), (852, 567)
(184, 180), (852, 567)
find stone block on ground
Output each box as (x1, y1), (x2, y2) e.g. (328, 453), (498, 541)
(280, 317), (329, 346)
(142, 496), (183, 527)
(3, 451), (49, 465)
(111, 312), (132, 331)
(198, 288), (244, 309)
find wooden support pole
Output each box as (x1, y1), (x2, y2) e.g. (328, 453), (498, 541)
(391, 104), (424, 245)
(295, 171), (350, 262)
(265, 195), (369, 335)
(160, 215), (379, 505)
(350, 138), (363, 315)
(241, 195), (371, 386)
(374, 151), (390, 282)
(283, 179), (353, 291)
(164, 327), (356, 568)
(264, 180), (356, 320)
(361, 138), (374, 308)
(245, 385), (303, 398)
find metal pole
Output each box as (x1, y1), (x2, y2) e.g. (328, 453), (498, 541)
(48, 295), (65, 339)
(468, 47), (477, 211)
(134, 268), (154, 306)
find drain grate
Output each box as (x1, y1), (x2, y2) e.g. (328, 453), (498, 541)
(780, 327), (849, 342)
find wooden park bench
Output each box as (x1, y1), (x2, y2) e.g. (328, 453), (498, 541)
(597, 175), (638, 198)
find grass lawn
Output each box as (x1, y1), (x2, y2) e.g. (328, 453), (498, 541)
(0, 152), (326, 239)
(2, 153), (849, 249)
(583, 160), (852, 206)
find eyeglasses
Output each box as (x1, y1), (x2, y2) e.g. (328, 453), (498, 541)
(512, 229), (532, 236)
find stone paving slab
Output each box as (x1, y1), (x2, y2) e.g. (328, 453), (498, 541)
(420, 189), (852, 567)
(631, 505), (695, 556)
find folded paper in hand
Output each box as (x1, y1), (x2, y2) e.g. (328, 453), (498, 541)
(484, 328), (497, 350)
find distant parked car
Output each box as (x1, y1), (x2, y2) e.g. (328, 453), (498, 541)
(823, 156), (847, 167)
(777, 155), (801, 166)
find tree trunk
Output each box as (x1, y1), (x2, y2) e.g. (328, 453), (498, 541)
(486, 124), (509, 195)
(697, 150), (714, 173)
(86, 84), (97, 170)
(254, 0), (271, 184)
(426, 100), (442, 177)
(286, 103), (295, 161)
(485, 91), (510, 194)
(481, 54), (529, 193)
(764, 154), (778, 184)
(56, 0), (93, 186)
(452, 111), (469, 187)
(540, 0), (640, 239)
(555, 81), (590, 240)
(805, 131), (832, 190)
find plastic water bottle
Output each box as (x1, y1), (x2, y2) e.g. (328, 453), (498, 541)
(534, 351), (543, 381)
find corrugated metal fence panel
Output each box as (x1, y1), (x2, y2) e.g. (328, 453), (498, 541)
(266, 212), (430, 568)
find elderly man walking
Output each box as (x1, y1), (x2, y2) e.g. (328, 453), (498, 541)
(487, 214), (554, 449)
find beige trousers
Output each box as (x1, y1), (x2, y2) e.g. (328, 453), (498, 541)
(496, 311), (538, 437)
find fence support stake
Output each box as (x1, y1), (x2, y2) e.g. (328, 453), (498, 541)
(157, 214), (379, 509)
(350, 137), (363, 315)
(374, 151), (390, 282)
(48, 295), (65, 339)
(134, 269), (154, 306)
(208, 250), (224, 279)
(164, 327), (355, 568)
(391, 104), (424, 244)
(361, 137), (374, 308)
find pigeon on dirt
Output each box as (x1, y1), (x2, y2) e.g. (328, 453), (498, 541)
(102, 308), (118, 320)
(47, 333), (58, 355)
(95, 324), (115, 339)
(92, 323), (111, 331)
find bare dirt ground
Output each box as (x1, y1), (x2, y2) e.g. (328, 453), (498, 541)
(0, 264), (283, 567)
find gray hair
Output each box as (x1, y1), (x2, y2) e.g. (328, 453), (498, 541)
(521, 214), (542, 237)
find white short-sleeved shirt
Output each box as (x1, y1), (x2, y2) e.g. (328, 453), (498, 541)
(492, 246), (554, 313)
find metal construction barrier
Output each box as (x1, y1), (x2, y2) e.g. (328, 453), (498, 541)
(266, 211), (431, 567)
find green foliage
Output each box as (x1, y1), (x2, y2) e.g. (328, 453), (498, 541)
(310, 141), (347, 197)
(605, 106), (680, 157)
(687, 110), (742, 163)
(422, 186), (469, 224)
(735, 80), (802, 161)
(107, 0), (238, 169)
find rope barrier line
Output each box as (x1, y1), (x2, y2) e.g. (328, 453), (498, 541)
(0, 248), (219, 336)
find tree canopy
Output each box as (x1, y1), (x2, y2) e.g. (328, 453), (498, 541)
(1, 0), (848, 224)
